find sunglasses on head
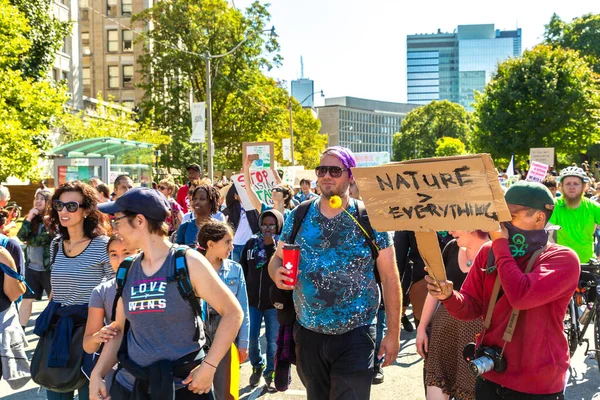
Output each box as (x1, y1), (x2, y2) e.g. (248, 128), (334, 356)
(53, 200), (84, 213)
(315, 166), (348, 178)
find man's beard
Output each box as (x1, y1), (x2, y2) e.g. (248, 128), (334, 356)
(563, 190), (584, 206)
(319, 183), (349, 200)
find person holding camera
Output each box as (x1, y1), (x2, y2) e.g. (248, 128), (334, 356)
(426, 181), (580, 399)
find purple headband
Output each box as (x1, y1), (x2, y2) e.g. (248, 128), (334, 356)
(321, 146), (357, 179)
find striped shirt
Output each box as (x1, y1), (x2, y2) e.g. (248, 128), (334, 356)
(50, 235), (112, 306)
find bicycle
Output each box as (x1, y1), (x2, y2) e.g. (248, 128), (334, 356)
(3, 200), (22, 221)
(564, 258), (600, 369)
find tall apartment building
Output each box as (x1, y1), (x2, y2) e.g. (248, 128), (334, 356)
(407, 24), (522, 110)
(52, 0), (83, 110)
(317, 97), (419, 155)
(79, 0), (152, 109)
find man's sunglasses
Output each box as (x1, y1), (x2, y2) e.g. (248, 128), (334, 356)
(261, 224), (277, 230)
(53, 200), (84, 213)
(315, 166), (348, 178)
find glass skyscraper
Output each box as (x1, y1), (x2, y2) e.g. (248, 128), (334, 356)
(291, 78), (315, 107)
(407, 24), (522, 110)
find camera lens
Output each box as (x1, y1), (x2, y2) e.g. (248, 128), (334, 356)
(469, 356), (495, 377)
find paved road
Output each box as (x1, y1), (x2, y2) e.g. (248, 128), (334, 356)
(2, 302), (599, 399)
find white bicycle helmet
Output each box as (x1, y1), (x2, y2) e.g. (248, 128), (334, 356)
(559, 166), (590, 183)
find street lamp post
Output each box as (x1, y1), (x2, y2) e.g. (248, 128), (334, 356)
(289, 90), (324, 166)
(204, 27), (274, 182)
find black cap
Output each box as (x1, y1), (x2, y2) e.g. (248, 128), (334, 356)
(98, 187), (171, 221)
(187, 164), (201, 172)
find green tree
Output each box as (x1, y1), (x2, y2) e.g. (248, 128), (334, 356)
(0, 0), (68, 182)
(435, 137), (466, 157)
(392, 100), (473, 161)
(9, 0), (71, 80)
(134, 0), (323, 173)
(544, 13), (600, 74)
(473, 45), (600, 165)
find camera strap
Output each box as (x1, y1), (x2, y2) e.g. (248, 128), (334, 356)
(481, 244), (548, 351)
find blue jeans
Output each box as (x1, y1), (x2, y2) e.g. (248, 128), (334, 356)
(248, 306), (279, 375)
(46, 382), (89, 399)
(231, 244), (245, 263)
(375, 308), (387, 355)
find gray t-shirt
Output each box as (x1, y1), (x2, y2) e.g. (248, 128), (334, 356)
(89, 278), (116, 324)
(115, 247), (205, 391)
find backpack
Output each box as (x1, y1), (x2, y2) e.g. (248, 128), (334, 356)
(289, 198), (381, 281)
(111, 246), (205, 342)
(0, 235), (33, 297)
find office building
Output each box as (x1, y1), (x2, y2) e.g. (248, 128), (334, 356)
(407, 24), (522, 109)
(317, 97), (419, 154)
(52, 0), (84, 110)
(291, 78), (315, 107)
(79, 0), (152, 109)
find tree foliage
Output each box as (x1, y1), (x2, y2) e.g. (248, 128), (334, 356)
(435, 137), (466, 157)
(392, 100), (473, 161)
(544, 13), (600, 74)
(9, 0), (72, 80)
(473, 45), (600, 165)
(0, 0), (68, 182)
(134, 0), (323, 172)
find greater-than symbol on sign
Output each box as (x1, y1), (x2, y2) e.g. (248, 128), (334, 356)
(417, 192), (433, 203)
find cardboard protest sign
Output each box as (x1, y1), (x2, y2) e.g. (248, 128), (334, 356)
(243, 142), (274, 169)
(525, 161), (549, 183)
(353, 154), (511, 282)
(529, 148), (554, 167)
(231, 169), (277, 211)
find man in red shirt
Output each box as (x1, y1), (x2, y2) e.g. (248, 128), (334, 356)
(426, 181), (579, 399)
(176, 164), (201, 213)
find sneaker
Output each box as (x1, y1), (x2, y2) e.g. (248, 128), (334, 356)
(401, 314), (414, 333)
(372, 364), (384, 385)
(249, 365), (265, 387)
(264, 372), (277, 393)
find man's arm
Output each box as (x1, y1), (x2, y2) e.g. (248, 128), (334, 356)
(375, 245), (401, 367)
(493, 238), (579, 310)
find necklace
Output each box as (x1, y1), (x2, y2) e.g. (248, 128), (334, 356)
(65, 238), (90, 254)
(319, 214), (341, 248)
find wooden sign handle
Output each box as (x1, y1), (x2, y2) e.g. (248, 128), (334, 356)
(414, 231), (447, 282)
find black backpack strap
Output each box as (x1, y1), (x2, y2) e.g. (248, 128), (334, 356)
(355, 200), (379, 260)
(112, 256), (136, 322)
(289, 198), (318, 244)
(173, 247), (204, 342)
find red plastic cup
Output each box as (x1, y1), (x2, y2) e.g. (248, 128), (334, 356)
(282, 244), (301, 286)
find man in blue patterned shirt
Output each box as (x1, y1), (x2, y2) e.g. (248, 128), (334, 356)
(269, 146), (401, 399)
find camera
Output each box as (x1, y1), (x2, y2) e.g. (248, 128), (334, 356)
(463, 342), (507, 377)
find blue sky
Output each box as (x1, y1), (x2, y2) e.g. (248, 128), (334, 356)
(234, 0), (600, 105)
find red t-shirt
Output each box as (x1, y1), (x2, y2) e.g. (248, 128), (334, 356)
(443, 239), (579, 394)
(176, 184), (189, 214)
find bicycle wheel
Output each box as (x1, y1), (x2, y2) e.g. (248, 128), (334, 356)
(4, 204), (21, 221)
(565, 301), (578, 358)
(595, 307), (600, 370)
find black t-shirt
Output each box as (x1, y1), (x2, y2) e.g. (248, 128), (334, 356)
(441, 240), (469, 290)
(0, 271), (11, 312)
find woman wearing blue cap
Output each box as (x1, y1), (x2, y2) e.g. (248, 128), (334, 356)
(90, 187), (243, 400)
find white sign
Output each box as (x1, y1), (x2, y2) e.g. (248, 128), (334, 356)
(190, 102), (206, 143)
(280, 166), (305, 187)
(71, 158), (89, 167)
(526, 161), (549, 183)
(529, 148), (554, 167)
(282, 138), (291, 161)
(354, 152), (391, 167)
(231, 169), (278, 210)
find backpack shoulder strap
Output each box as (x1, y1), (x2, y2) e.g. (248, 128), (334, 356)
(290, 198), (317, 244)
(0, 234), (8, 249)
(111, 255), (137, 322)
(173, 246), (204, 342)
(355, 200), (379, 260)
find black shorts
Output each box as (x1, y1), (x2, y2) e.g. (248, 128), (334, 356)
(23, 268), (52, 300)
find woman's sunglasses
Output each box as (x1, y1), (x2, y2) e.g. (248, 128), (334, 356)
(53, 200), (84, 213)
(315, 166), (348, 178)
(272, 187), (285, 193)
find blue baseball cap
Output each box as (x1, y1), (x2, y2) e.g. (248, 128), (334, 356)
(98, 187), (171, 221)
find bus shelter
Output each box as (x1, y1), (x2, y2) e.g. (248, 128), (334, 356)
(47, 137), (154, 186)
